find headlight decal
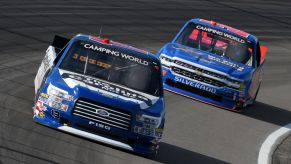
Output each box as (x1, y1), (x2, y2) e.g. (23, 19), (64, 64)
(160, 53), (172, 68)
(47, 84), (73, 101)
(42, 84), (73, 111)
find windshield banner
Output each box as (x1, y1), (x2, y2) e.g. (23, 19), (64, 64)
(195, 24), (246, 44)
(83, 43), (149, 66)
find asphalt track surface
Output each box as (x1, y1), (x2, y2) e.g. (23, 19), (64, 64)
(0, 0), (291, 164)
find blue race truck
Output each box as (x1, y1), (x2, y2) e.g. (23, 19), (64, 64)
(158, 18), (267, 111)
(33, 34), (165, 155)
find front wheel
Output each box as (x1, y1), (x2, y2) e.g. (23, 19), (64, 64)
(249, 84), (261, 106)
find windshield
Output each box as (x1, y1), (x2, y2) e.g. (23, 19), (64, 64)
(175, 23), (254, 66)
(59, 40), (161, 96)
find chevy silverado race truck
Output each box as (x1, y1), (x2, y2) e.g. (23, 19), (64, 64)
(158, 18), (267, 111)
(33, 34), (165, 155)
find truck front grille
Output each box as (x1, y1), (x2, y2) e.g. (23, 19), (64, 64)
(173, 60), (241, 89)
(72, 99), (131, 131)
(174, 60), (227, 80)
(171, 66), (225, 88)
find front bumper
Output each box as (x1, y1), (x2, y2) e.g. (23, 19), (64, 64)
(162, 67), (245, 111)
(33, 106), (162, 156)
(58, 125), (133, 151)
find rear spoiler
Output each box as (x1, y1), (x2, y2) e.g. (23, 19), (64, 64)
(51, 35), (70, 50)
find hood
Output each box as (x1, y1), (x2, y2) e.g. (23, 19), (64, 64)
(48, 69), (160, 110)
(160, 43), (253, 79)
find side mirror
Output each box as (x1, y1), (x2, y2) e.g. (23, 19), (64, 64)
(260, 45), (268, 64)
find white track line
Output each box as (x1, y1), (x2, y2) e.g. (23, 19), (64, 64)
(258, 123), (291, 164)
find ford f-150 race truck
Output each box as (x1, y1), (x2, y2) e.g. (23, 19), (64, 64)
(33, 34), (165, 155)
(158, 18), (267, 111)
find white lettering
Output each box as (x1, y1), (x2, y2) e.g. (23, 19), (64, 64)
(83, 44), (149, 66)
(88, 121), (111, 131)
(208, 55), (244, 71)
(174, 76), (216, 94)
(196, 25), (245, 43)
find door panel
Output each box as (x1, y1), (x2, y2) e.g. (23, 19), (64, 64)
(34, 46), (57, 93)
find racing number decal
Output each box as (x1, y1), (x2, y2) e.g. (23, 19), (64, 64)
(72, 53), (112, 69)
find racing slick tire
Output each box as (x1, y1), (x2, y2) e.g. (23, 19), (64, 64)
(249, 84), (261, 106)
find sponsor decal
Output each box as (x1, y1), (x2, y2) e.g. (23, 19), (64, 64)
(42, 50), (54, 71)
(34, 100), (47, 118)
(47, 100), (68, 112)
(39, 91), (69, 112)
(62, 105), (68, 111)
(89, 121), (110, 130)
(61, 73), (152, 106)
(39, 112), (45, 118)
(95, 109), (110, 117)
(208, 55), (244, 71)
(39, 96), (48, 104)
(174, 76), (217, 94)
(35, 100), (47, 112)
(40, 93), (49, 99)
(134, 126), (155, 137)
(72, 54), (112, 69)
(196, 24), (246, 44)
(34, 46), (56, 93)
(83, 43), (149, 66)
(48, 95), (62, 103)
(199, 58), (211, 63)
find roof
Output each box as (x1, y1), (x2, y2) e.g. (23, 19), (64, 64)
(88, 36), (150, 55)
(71, 34), (159, 62)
